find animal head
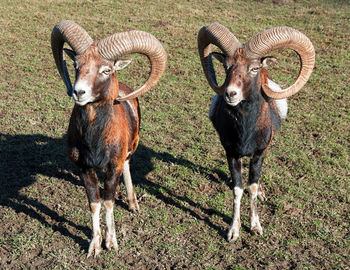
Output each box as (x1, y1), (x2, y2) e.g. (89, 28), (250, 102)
(51, 20), (167, 105)
(211, 48), (277, 106)
(64, 45), (131, 105)
(198, 23), (315, 106)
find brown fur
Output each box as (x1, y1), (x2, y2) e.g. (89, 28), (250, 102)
(64, 41), (143, 257)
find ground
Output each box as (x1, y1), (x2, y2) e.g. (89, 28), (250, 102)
(0, 0), (349, 269)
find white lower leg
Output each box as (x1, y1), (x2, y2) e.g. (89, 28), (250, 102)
(123, 160), (139, 211)
(87, 202), (102, 258)
(249, 183), (263, 235)
(227, 187), (243, 242)
(104, 200), (118, 251)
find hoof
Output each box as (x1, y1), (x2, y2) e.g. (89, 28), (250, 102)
(105, 228), (118, 251)
(227, 230), (240, 242)
(87, 236), (102, 258)
(105, 237), (118, 251)
(227, 222), (240, 242)
(128, 199), (140, 213)
(251, 224), (263, 236)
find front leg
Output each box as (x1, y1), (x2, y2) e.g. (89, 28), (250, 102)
(104, 200), (118, 251)
(248, 150), (266, 236)
(80, 169), (102, 258)
(226, 155), (244, 242)
(103, 165), (122, 251)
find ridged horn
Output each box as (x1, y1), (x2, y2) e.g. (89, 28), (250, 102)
(198, 22), (241, 95)
(97, 30), (167, 101)
(244, 26), (315, 99)
(51, 20), (93, 96)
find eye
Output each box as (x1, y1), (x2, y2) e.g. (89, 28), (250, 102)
(100, 68), (112, 76)
(249, 66), (261, 73)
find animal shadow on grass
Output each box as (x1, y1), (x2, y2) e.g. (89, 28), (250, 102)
(0, 133), (90, 250)
(0, 132), (234, 251)
(131, 144), (235, 239)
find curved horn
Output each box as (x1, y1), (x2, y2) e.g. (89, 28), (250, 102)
(97, 31), (167, 101)
(244, 26), (315, 99)
(51, 20), (93, 96)
(198, 22), (241, 95)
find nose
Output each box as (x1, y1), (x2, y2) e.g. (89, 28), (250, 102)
(74, 90), (86, 98)
(225, 90), (237, 99)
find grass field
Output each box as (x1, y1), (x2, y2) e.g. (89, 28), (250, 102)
(0, 0), (349, 268)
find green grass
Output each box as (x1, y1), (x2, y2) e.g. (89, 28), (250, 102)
(0, 0), (349, 268)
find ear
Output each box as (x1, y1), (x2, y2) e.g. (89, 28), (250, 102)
(63, 48), (76, 61)
(113, 59), (132, 71)
(212, 52), (226, 64)
(262, 56), (277, 68)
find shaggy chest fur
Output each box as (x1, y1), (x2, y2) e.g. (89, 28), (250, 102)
(67, 99), (140, 171)
(210, 95), (281, 158)
(224, 103), (259, 155)
(69, 104), (115, 170)
(223, 99), (261, 157)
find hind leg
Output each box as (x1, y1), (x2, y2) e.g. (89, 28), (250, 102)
(123, 159), (139, 212)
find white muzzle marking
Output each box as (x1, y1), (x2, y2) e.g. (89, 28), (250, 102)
(225, 85), (244, 107)
(73, 79), (95, 106)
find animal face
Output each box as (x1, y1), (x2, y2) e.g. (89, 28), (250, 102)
(64, 45), (131, 106)
(213, 48), (276, 107)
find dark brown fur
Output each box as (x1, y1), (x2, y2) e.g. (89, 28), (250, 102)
(65, 45), (140, 207)
(210, 48), (285, 240)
